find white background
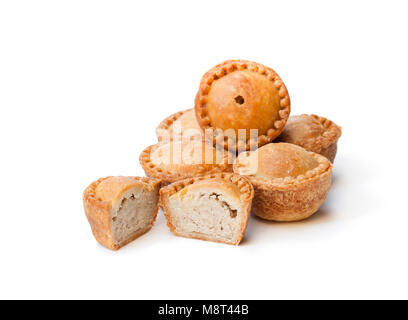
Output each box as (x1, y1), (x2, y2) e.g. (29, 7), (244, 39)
(0, 0), (407, 299)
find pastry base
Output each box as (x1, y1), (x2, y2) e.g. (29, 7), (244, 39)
(251, 169), (331, 222)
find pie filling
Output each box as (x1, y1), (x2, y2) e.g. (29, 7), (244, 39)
(111, 188), (158, 246)
(168, 188), (242, 243)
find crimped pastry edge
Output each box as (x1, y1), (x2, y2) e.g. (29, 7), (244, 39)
(233, 150), (332, 222)
(275, 114), (342, 163)
(195, 59), (291, 151)
(156, 108), (198, 143)
(159, 172), (254, 245)
(139, 142), (233, 184)
(234, 149), (332, 189)
(251, 167), (332, 222)
(309, 114), (342, 153)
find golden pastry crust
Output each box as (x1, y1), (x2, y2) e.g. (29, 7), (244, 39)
(276, 114), (342, 162)
(83, 176), (161, 250)
(234, 143), (332, 222)
(159, 173), (254, 245)
(139, 140), (233, 184)
(195, 60), (290, 151)
(156, 108), (202, 143)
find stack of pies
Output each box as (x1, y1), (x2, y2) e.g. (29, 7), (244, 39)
(83, 59), (342, 249)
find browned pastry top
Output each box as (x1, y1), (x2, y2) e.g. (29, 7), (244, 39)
(277, 114), (342, 153)
(156, 108), (202, 143)
(234, 143), (332, 187)
(89, 176), (160, 207)
(149, 140), (228, 170)
(160, 172), (254, 206)
(256, 143), (318, 179)
(206, 70), (281, 139)
(195, 60), (290, 151)
(140, 140), (233, 183)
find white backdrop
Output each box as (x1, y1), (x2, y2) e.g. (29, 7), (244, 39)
(1, 0), (407, 299)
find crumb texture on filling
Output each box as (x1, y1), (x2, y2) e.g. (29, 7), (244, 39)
(111, 188), (158, 246)
(168, 188), (242, 243)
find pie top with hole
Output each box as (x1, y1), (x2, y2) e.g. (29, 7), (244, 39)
(156, 108), (202, 143)
(233, 142), (331, 188)
(195, 60), (290, 151)
(139, 139), (234, 184)
(275, 114), (342, 162)
(159, 172), (254, 245)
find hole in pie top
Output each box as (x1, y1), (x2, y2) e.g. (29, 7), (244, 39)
(234, 95), (245, 105)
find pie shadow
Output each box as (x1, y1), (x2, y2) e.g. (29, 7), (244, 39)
(240, 200), (335, 246)
(241, 156), (380, 246)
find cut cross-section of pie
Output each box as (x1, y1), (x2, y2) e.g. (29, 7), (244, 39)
(276, 114), (342, 162)
(139, 139), (234, 184)
(83, 176), (161, 250)
(195, 60), (290, 151)
(160, 173), (254, 245)
(156, 108), (203, 143)
(234, 143), (332, 222)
